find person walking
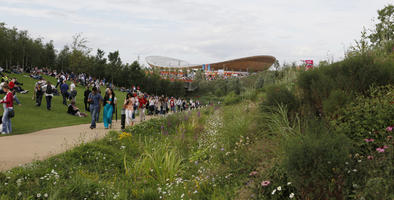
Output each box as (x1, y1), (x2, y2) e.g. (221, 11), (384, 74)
(60, 80), (69, 105)
(88, 87), (103, 129)
(35, 83), (44, 106)
(0, 85), (14, 134)
(123, 93), (135, 127)
(42, 81), (55, 110)
(138, 93), (146, 121)
(83, 86), (91, 111)
(103, 88), (115, 129)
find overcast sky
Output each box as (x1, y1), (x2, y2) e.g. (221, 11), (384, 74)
(0, 0), (392, 66)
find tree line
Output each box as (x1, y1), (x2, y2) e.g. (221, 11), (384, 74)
(0, 23), (185, 97)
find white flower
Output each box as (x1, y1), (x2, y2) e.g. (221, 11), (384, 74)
(37, 193), (41, 198)
(289, 193), (295, 198)
(44, 193), (48, 198)
(18, 192), (22, 196)
(271, 189), (276, 195)
(181, 193), (185, 198)
(193, 190), (198, 194)
(352, 169), (357, 172)
(287, 182), (291, 185)
(277, 186), (282, 191)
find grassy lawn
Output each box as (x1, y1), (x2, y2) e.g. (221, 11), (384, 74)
(2, 73), (127, 135)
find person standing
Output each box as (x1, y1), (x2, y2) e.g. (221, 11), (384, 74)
(42, 81), (55, 110)
(35, 83), (44, 106)
(60, 80), (69, 105)
(0, 85), (14, 134)
(84, 86), (91, 111)
(124, 93), (135, 127)
(138, 93), (146, 121)
(103, 88), (115, 129)
(69, 81), (77, 102)
(170, 97), (175, 113)
(88, 87), (103, 129)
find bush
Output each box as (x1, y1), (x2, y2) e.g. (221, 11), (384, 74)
(223, 92), (241, 105)
(262, 85), (298, 114)
(322, 89), (352, 116)
(283, 123), (353, 199)
(331, 85), (394, 150)
(297, 54), (394, 115)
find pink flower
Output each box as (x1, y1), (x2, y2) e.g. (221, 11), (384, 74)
(383, 145), (388, 149)
(249, 171), (258, 176)
(367, 155), (374, 160)
(261, 180), (271, 187)
(376, 148), (385, 153)
(386, 126), (392, 132)
(364, 138), (375, 142)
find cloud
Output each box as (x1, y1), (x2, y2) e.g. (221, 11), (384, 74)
(0, 0), (392, 65)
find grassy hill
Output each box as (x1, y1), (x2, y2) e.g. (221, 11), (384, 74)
(2, 73), (127, 135)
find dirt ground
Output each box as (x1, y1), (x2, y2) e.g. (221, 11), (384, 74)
(0, 116), (152, 171)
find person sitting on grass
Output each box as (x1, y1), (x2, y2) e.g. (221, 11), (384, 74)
(67, 101), (87, 117)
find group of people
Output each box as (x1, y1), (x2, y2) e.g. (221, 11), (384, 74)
(120, 92), (200, 129)
(0, 66), (204, 134)
(0, 76), (28, 134)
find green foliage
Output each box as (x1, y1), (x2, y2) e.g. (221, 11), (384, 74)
(223, 91), (241, 105)
(262, 85), (299, 114)
(322, 89), (351, 115)
(331, 85), (394, 148)
(297, 54), (394, 115)
(283, 124), (353, 199)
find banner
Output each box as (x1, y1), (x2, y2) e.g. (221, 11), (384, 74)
(305, 60), (313, 70)
(207, 64), (211, 71)
(202, 64), (205, 71)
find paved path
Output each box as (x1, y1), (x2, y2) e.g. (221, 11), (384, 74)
(0, 117), (151, 171)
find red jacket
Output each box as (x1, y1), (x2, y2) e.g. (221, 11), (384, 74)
(138, 97), (146, 108)
(8, 81), (15, 89)
(1, 92), (14, 108)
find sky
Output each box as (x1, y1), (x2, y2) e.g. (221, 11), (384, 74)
(0, 0), (392, 66)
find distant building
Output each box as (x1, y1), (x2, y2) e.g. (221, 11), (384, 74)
(145, 55), (276, 72)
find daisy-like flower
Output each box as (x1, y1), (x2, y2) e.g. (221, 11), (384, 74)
(271, 189), (276, 195)
(277, 186), (282, 191)
(261, 180), (271, 187)
(249, 171), (258, 176)
(289, 193), (295, 198)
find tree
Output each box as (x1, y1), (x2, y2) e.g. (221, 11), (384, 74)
(368, 4), (394, 46)
(108, 50), (122, 84)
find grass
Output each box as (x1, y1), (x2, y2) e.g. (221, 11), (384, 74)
(0, 99), (270, 199)
(2, 73), (127, 135)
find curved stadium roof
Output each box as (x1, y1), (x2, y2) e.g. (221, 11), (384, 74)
(146, 55), (276, 72)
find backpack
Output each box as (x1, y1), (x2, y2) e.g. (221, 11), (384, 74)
(46, 85), (53, 94)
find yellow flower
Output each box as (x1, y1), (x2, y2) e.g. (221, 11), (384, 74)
(118, 132), (132, 140)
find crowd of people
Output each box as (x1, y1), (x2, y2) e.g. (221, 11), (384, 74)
(0, 66), (203, 134)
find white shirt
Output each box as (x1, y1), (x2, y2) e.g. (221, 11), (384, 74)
(70, 83), (76, 91)
(42, 84), (56, 97)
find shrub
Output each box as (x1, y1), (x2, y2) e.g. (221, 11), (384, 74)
(297, 54), (394, 114)
(322, 89), (352, 116)
(283, 123), (353, 199)
(223, 91), (241, 105)
(331, 85), (394, 151)
(262, 85), (298, 114)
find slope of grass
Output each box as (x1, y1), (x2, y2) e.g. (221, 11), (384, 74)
(2, 73), (127, 135)
(0, 100), (267, 199)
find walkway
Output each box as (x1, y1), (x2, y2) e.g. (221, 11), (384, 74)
(0, 117), (150, 171)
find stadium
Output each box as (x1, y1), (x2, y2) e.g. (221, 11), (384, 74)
(145, 55), (276, 72)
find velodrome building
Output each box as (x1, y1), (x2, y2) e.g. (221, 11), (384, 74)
(145, 55), (276, 72)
